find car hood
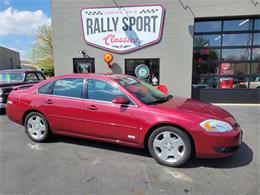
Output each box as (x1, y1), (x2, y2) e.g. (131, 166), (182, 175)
(152, 96), (234, 123)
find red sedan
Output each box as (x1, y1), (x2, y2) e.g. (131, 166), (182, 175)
(6, 74), (242, 167)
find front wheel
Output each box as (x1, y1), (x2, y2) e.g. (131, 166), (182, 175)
(148, 126), (192, 167)
(24, 112), (51, 142)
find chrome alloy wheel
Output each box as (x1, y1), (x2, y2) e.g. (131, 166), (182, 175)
(153, 131), (185, 163)
(26, 115), (47, 140)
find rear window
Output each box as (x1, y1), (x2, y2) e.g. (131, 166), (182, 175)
(25, 73), (38, 82)
(36, 73), (45, 80)
(0, 73), (25, 83)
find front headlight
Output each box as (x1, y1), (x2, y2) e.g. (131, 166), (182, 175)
(0, 88), (3, 96)
(200, 119), (233, 132)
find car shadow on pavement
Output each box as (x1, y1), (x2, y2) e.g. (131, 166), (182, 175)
(51, 135), (151, 157)
(183, 142), (253, 169)
(50, 136), (253, 168)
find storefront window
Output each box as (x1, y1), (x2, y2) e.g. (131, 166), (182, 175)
(194, 21), (221, 32)
(229, 63), (250, 75)
(193, 49), (220, 62)
(252, 48), (260, 60)
(223, 19), (253, 31)
(249, 75), (260, 89)
(222, 49), (251, 60)
(194, 35), (221, 47)
(250, 63), (260, 74)
(253, 33), (260, 45)
(254, 19), (260, 30)
(125, 59), (160, 86)
(219, 76), (249, 89)
(193, 63), (219, 75)
(192, 17), (259, 90)
(222, 34), (252, 46)
(192, 75), (218, 89)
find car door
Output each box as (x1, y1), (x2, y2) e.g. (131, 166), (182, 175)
(39, 78), (85, 135)
(82, 79), (140, 143)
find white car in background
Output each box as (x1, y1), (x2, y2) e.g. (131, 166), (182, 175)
(240, 76), (260, 89)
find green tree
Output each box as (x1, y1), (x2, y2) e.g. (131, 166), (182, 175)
(33, 24), (54, 77)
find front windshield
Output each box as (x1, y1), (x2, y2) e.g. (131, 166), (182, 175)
(117, 77), (172, 105)
(0, 72), (25, 83)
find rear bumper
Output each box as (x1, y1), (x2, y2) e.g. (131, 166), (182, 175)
(0, 95), (8, 108)
(194, 127), (243, 158)
(0, 103), (6, 109)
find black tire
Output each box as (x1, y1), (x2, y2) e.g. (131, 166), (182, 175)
(0, 108), (6, 115)
(24, 112), (51, 142)
(148, 126), (192, 167)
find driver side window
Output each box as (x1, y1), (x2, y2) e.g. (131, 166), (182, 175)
(87, 79), (133, 105)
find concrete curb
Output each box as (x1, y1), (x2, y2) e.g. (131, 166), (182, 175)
(213, 103), (260, 106)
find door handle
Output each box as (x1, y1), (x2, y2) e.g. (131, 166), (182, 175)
(44, 99), (53, 104)
(87, 105), (97, 110)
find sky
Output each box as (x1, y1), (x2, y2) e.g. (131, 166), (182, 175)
(0, 0), (51, 61)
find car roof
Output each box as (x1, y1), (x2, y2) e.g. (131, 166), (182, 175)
(0, 69), (42, 73)
(53, 73), (130, 80)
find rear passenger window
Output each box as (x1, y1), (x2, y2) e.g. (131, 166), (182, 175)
(38, 82), (53, 94)
(53, 78), (84, 98)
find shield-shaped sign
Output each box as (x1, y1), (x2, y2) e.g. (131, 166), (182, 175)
(81, 4), (165, 53)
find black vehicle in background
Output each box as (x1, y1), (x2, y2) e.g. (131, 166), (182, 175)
(0, 69), (46, 113)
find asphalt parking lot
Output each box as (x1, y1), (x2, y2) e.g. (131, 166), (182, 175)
(0, 105), (259, 195)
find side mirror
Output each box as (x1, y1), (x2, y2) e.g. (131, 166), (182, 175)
(112, 96), (130, 105)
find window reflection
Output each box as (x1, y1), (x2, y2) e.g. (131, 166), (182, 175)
(253, 33), (260, 45)
(125, 59), (160, 85)
(193, 63), (219, 75)
(193, 18), (259, 90)
(251, 63), (260, 74)
(194, 35), (221, 47)
(192, 75), (218, 89)
(228, 63), (249, 75)
(222, 34), (252, 46)
(194, 21), (221, 32)
(252, 48), (260, 60)
(87, 79), (131, 103)
(249, 75), (260, 89)
(223, 19), (253, 31)
(193, 49), (220, 62)
(222, 49), (251, 60)
(219, 76), (249, 89)
(53, 78), (83, 98)
(254, 19), (260, 30)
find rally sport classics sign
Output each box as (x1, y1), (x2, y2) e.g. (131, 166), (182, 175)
(81, 5), (165, 53)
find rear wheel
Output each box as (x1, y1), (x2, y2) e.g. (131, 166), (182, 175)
(148, 126), (192, 167)
(24, 112), (51, 142)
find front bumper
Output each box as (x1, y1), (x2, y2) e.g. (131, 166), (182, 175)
(214, 145), (240, 153)
(193, 127), (243, 158)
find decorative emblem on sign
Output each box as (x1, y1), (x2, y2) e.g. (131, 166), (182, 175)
(81, 5), (164, 53)
(135, 64), (150, 79)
